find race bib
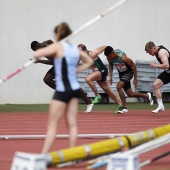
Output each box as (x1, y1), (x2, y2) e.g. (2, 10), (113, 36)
(115, 63), (127, 72)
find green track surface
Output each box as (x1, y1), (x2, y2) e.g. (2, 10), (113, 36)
(0, 103), (170, 113)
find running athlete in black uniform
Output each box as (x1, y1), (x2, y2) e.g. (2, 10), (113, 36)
(104, 46), (153, 114)
(145, 41), (170, 113)
(78, 44), (123, 114)
(31, 40), (93, 113)
(31, 40), (55, 89)
(34, 22), (93, 153)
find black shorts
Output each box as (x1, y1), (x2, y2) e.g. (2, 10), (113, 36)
(119, 71), (133, 91)
(47, 66), (55, 79)
(157, 71), (170, 85)
(97, 69), (108, 82)
(52, 89), (81, 103)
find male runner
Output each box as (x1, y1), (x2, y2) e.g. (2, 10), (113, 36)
(104, 46), (153, 113)
(31, 40), (94, 112)
(78, 44), (123, 114)
(145, 41), (170, 113)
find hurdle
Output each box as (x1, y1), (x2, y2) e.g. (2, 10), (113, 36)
(106, 133), (170, 170)
(43, 124), (170, 167)
(86, 133), (170, 169)
(10, 124), (170, 170)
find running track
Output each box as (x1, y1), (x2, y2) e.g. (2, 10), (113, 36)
(0, 110), (170, 170)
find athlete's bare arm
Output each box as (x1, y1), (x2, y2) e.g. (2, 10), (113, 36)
(122, 54), (137, 86)
(34, 43), (57, 59)
(150, 49), (169, 69)
(77, 50), (93, 73)
(90, 46), (107, 59)
(33, 39), (54, 65)
(108, 61), (114, 85)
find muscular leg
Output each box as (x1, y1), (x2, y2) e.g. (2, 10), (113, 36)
(123, 84), (153, 108)
(80, 88), (91, 105)
(97, 80), (121, 105)
(153, 79), (164, 99)
(65, 98), (79, 147)
(153, 79), (164, 107)
(41, 100), (67, 153)
(43, 72), (55, 89)
(116, 81), (127, 108)
(85, 71), (101, 96)
(126, 89), (148, 98)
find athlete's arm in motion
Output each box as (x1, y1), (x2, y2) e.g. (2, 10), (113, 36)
(122, 54), (137, 87)
(108, 61), (114, 85)
(150, 49), (170, 69)
(34, 43), (59, 59)
(90, 46), (107, 59)
(77, 50), (94, 73)
(32, 39), (55, 63)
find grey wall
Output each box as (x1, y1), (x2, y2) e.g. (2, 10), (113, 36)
(0, 0), (170, 104)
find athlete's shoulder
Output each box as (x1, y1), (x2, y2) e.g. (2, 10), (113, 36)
(115, 49), (122, 53)
(158, 48), (169, 57)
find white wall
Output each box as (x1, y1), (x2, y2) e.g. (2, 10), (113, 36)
(0, 0), (170, 104)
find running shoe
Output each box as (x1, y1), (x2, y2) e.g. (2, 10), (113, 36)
(118, 107), (128, 114)
(92, 96), (101, 104)
(152, 106), (165, 114)
(114, 105), (123, 114)
(85, 104), (94, 113)
(147, 92), (153, 106)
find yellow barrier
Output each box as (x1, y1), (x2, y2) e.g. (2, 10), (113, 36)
(48, 124), (170, 166)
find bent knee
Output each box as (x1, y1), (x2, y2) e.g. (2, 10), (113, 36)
(116, 85), (123, 91)
(127, 93), (133, 98)
(85, 76), (91, 83)
(152, 82), (159, 89)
